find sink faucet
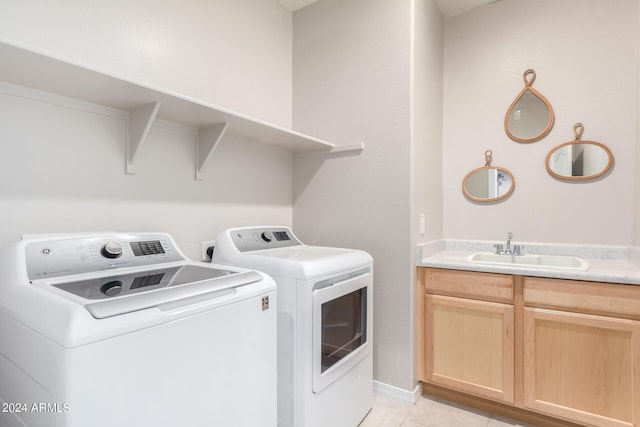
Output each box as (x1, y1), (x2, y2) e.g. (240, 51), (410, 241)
(505, 232), (513, 254)
(494, 232), (523, 255)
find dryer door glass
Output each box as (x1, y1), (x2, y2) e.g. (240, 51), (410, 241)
(312, 271), (372, 393)
(321, 287), (367, 372)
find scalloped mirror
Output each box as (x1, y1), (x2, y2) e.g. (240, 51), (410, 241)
(505, 69), (555, 143)
(546, 123), (614, 181)
(463, 150), (515, 202)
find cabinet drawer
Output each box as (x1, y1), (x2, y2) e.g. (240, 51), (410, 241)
(424, 268), (513, 304)
(524, 277), (640, 320)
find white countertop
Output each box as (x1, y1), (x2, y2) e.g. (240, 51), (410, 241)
(417, 239), (640, 286)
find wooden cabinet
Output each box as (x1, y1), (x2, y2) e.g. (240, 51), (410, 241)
(419, 269), (640, 427)
(426, 294), (514, 403)
(523, 278), (640, 427)
(421, 268), (515, 403)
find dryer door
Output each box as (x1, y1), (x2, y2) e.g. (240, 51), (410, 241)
(312, 270), (371, 393)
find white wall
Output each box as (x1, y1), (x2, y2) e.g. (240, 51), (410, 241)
(0, 0), (295, 260)
(412, 0), (444, 245)
(292, 0), (443, 392)
(0, 0), (293, 127)
(411, 0), (444, 388)
(636, 1), (640, 247)
(443, 0), (637, 245)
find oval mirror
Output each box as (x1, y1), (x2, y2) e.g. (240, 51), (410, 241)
(505, 69), (554, 143)
(462, 151), (515, 202)
(546, 123), (614, 181)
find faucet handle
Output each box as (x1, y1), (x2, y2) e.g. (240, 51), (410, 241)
(494, 244), (504, 254)
(513, 245), (523, 255)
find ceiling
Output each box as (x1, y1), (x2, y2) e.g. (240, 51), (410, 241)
(278, 0), (499, 16)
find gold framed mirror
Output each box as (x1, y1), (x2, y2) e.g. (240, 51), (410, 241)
(505, 69), (555, 143)
(462, 150), (515, 202)
(546, 123), (614, 181)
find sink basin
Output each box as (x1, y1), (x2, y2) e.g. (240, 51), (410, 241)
(466, 252), (589, 271)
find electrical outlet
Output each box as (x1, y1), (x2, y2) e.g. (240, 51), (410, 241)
(419, 213), (425, 235)
(201, 240), (215, 262)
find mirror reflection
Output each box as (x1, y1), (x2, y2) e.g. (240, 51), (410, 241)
(505, 69), (554, 143)
(546, 123), (614, 181)
(462, 150), (515, 202)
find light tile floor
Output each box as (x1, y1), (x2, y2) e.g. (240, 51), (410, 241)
(360, 394), (536, 427)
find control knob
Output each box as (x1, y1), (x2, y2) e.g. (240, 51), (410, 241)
(101, 242), (123, 259)
(100, 280), (123, 297)
(261, 232), (273, 242)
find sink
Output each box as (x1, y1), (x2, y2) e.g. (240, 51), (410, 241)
(466, 252), (589, 271)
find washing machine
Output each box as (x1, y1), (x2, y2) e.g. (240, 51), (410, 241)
(0, 232), (277, 427)
(210, 226), (373, 427)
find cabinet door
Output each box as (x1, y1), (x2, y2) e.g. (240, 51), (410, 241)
(524, 308), (640, 427)
(425, 294), (515, 403)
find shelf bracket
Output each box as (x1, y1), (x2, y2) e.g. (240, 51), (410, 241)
(329, 142), (365, 153)
(126, 102), (161, 175)
(195, 122), (229, 181)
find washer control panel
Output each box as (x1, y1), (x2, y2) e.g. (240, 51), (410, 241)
(229, 227), (302, 252)
(25, 233), (183, 281)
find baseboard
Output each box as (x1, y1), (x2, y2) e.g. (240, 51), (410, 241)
(372, 380), (420, 405)
(422, 383), (584, 427)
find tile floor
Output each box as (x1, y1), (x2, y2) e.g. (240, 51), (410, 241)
(359, 394), (535, 427)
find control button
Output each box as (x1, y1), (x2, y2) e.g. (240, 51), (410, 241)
(101, 242), (123, 259)
(100, 281), (123, 297)
(261, 232), (273, 242)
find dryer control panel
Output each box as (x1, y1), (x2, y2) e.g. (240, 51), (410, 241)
(25, 233), (184, 281)
(228, 227), (302, 252)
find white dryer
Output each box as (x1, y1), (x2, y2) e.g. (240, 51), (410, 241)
(0, 232), (277, 427)
(211, 226), (373, 427)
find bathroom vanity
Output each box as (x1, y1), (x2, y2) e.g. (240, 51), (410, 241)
(417, 240), (640, 427)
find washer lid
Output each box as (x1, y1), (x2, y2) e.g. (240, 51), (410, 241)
(54, 265), (234, 300)
(82, 269), (263, 319)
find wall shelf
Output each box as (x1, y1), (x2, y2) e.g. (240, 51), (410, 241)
(0, 41), (356, 179)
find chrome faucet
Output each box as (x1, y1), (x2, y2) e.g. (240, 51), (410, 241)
(494, 232), (523, 255)
(505, 232), (513, 254)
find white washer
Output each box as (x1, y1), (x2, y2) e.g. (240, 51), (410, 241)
(211, 226), (373, 427)
(0, 232), (277, 427)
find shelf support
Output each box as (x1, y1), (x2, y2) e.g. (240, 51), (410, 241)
(329, 142), (365, 153)
(126, 102), (160, 174)
(195, 122), (229, 181)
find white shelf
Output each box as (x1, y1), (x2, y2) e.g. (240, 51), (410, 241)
(0, 41), (347, 178)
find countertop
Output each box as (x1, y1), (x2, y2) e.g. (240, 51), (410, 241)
(417, 239), (640, 286)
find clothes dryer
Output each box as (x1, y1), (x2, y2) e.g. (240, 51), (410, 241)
(211, 226), (373, 427)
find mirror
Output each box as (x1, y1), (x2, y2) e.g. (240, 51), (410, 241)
(463, 150), (515, 202)
(505, 69), (555, 143)
(546, 123), (614, 181)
